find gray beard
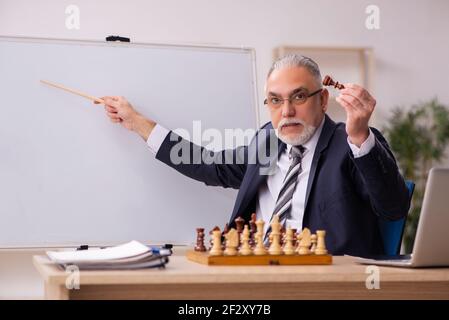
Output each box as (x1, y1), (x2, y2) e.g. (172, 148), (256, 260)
(277, 123), (317, 146)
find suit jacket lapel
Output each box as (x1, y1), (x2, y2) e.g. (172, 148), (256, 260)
(304, 114), (337, 211)
(229, 125), (285, 225)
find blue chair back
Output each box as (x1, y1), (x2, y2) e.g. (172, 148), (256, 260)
(378, 180), (415, 255)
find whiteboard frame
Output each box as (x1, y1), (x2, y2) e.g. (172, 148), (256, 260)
(0, 36), (260, 249)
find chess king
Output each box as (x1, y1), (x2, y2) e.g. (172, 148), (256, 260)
(100, 54), (410, 257)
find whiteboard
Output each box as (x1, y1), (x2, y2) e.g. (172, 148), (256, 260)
(0, 37), (258, 248)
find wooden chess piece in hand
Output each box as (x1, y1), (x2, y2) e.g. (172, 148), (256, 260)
(323, 75), (345, 90)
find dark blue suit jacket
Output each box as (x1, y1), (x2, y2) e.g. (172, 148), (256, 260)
(156, 115), (410, 256)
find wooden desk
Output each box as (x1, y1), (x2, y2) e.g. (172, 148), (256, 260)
(33, 252), (449, 300)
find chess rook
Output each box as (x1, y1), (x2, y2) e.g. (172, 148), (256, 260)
(194, 228), (207, 252)
(315, 230), (328, 255)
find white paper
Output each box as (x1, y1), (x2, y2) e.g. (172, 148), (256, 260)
(46, 240), (150, 264)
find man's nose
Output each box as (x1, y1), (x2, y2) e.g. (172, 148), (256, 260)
(281, 100), (296, 117)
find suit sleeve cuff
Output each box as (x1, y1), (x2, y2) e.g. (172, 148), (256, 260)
(347, 128), (375, 158)
(146, 124), (170, 155)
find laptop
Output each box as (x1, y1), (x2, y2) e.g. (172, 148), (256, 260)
(356, 167), (449, 267)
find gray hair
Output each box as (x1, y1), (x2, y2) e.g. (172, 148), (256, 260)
(267, 54), (322, 86)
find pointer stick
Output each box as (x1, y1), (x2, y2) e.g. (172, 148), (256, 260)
(40, 80), (105, 104)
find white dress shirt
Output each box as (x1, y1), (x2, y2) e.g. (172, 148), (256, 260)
(146, 119), (375, 233)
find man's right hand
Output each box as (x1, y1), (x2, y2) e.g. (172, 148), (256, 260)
(98, 96), (156, 141)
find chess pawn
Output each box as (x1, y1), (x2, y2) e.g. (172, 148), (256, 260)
(254, 219), (267, 255)
(194, 227), (206, 252)
(282, 227), (295, 255)
(239, 225), (252, 256)
(209, 229), (223, 256)
(315, 230), (328, 255)
(297, 228), (312, 255)
(310, 234), (317, 253)
(224, 228), (239, 256)
(268, 215), (283, 255)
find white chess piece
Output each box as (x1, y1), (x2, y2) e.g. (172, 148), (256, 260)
(239, 225), (252, 255)
(310, 234), (317, 253)
(315, 230), (328, 255)
(224, 228), (239, 256)
(298, 228), (312, 255)
(268, 215), (282, 255)
(209, 229), (223, 256)
(282, 227), (295, 255)
(254, 219), (267, 255)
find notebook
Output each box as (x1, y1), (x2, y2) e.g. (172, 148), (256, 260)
(46, 240), (171, 270)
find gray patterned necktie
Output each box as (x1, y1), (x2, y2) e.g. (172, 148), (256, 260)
(264, 145), (306, 241)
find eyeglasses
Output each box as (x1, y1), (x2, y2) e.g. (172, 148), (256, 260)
(264, 88), (323, 108)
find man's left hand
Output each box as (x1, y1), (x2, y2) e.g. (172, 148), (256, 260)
(335, 84), (376, 147)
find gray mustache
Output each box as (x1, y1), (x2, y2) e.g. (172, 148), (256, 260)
(279, 119), (305, 128)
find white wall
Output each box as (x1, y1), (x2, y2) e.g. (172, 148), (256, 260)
(1, 0), (448, 299)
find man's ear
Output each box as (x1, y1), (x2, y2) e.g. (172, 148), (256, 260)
(321, 88), (329, 113)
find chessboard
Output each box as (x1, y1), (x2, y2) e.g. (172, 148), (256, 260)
(186, 250), (332, 266)
(187, 213), (333, 266)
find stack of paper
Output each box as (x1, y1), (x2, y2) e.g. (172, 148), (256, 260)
(46, 241), (170, 270)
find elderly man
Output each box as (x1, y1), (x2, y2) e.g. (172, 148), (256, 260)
(101, 54), (409, 256)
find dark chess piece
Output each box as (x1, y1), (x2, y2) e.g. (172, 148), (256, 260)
(234, 217), (245, 248)
(234, 217), (245, 234)
(322, 75), (345, 89)
(223, 223), (230, 235)
(280, 226), (286, 246)
(291, 228), (297, 247)
(222, 223), (229, 250)
(194, 228), (207, 252)
(249, 213), (257, 247)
